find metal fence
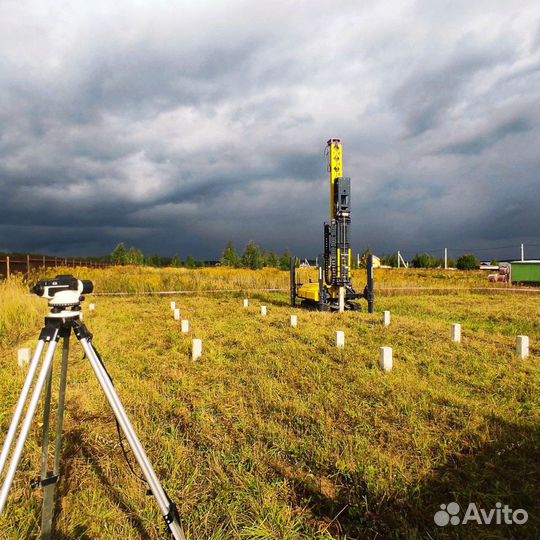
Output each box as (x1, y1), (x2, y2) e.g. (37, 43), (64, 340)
(0, 255), (112, 280)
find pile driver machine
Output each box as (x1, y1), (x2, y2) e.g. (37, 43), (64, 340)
(290, 138), (374, 312)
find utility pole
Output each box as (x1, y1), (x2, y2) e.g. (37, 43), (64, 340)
(444, 248), (448, 269)
(521, 243), (524, 261)
(397, 251), (408, 268)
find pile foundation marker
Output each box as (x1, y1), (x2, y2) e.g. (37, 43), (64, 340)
(17, 349), (31, 368)
(192, 339), (202, 361)
(380, 347), (393, 371)
(516, 335), (529, 359)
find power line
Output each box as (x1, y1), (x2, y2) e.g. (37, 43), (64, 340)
(397, 243), (539, 256)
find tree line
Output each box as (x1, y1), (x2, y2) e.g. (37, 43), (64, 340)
(221, 241), (292, 270)
(110, 241), (484, 271)
(110, 243), (206, 267)
(109, 241), (292, 270)
(380, 252), (482, 270)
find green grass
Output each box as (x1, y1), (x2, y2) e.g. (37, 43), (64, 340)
(0, 271), (538, 539)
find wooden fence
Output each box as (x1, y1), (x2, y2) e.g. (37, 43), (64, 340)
(0, 255), (112, 280)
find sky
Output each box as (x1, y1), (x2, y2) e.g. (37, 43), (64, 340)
(0, 0), (538, 261)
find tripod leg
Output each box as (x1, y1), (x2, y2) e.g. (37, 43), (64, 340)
(0, 340), (46, 477)
(78, 336), (186, 540)
(41, 332), (70, 540)
(40, 357), (54, 480)
(0, 333), (60, 517)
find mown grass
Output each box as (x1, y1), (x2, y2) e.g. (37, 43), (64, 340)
(0, 270), (538, 539)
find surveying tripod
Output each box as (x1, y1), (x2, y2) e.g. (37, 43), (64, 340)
(0, 275), (185, 540)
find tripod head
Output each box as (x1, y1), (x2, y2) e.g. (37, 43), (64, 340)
(32, 275), (93, 312)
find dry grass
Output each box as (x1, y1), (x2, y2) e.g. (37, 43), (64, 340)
(0, 269), (538, 539)
(0, 278), (45, 348)
(25, 265), (502, 295)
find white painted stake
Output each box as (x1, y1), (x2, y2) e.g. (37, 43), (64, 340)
(336, 331), (345, 348)
(383, 311), (391, 326)
(173, 308), (181, 321)
(181, 320), (190, 333)
(338, 287), (345, 313)
(290, 315), (298, 328)
(17, 348), (31, 368)
(170, 301), (176, 310)
(89, 303), (95, 311)
(379, 346), (393, 371)
(516, 335), (529, 359)
(451, 323), (461, 343)
(192, 339), (202, 361)
(261, 305), (267, 316)
(243, 299), (249, 308)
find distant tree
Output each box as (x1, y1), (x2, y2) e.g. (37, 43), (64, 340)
(241, 241), (263, 269)
(279, 250), (292, 271)
(171, 255), (182, 267)
(411, 252), (438, 268)
(267, 251), (280, 268)
(221, 241), (241, 267)
(447, 257), (456, 268)
(126, 247), (144, 265)
(381, 252), (399, 268)
(261, 250), (270, 267)
(358, 247), (372, 269)
(456, 254), (479, 270)
(145, 255), (161, 267)
(111, 243), (128, 264)
(185, 256), (196, 268)
(490, 259), (499, 266)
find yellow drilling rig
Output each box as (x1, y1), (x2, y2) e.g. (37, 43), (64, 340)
(290, 138), (374, 312)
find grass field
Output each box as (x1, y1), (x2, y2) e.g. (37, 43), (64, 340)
(24, 265), (505, 294)
(0, 268), (538, 539)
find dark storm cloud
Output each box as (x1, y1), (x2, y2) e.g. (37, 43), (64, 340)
(437, 108), (535, 155)
(0, 0), (538, 260)
(393, 39), (516, 137)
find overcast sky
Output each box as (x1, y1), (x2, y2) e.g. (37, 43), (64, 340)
(0, 0), (538, 261)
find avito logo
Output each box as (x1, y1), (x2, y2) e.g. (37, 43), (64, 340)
(434, 502), (528, 526)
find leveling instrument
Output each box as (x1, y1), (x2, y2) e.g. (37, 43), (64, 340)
(291, 139), (375, 312)
(0, 275), (185, 540)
